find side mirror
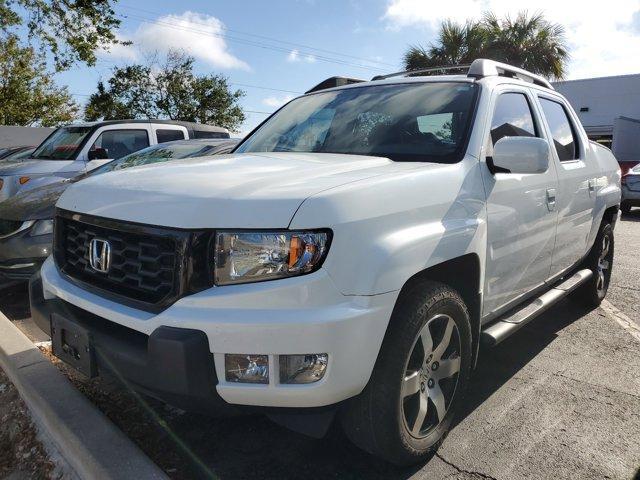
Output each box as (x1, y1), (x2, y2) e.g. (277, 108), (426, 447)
(88, 147), (109, 161)
(491, 137), (549, 174)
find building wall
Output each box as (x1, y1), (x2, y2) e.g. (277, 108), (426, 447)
(553, 74), (640, 136)
(0, 126), (54, 148)
(612, 117), (640, 161)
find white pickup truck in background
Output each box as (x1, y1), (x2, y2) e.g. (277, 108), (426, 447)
(0, 119), (229, 202)
(30, 59), (620, 465)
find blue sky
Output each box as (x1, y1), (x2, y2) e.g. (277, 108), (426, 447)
(55, 0), (640, 134)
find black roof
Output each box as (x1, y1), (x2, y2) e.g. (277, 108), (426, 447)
(68, 119), (230, 139)
(75, 119), (228, 134)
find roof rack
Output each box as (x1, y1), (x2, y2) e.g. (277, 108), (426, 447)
(371, 64), (470, 81)
(306, 76), (365, 94)
(369, 59), (554, 90)
(467, 59), (554, 90)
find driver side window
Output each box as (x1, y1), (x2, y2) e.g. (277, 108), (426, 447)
(490, 93), (538, 146)
(90, 129), (150, 159)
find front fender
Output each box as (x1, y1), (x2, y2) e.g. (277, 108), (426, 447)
(290, 157), (488, 296)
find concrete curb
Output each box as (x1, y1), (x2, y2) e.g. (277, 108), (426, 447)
(0, 311), (168, 480)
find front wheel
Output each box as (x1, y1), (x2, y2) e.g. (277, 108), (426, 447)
(341, 281), (472, 465)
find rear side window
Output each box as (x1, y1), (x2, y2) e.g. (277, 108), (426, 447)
(539, 98), (579, 161)
(156, 129), (185, 143)
(192, 130), (229, 139)
(490, 93), (537, 145)
(90, 130), (149, 159)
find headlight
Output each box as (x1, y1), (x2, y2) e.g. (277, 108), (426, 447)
(30, 219), (54, 236)
(214, 230), (330, 285)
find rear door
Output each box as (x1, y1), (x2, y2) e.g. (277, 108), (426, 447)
(481, 86), (559, 315)
(534, 94), (597, 277)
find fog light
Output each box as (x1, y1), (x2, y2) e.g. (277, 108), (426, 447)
(279, 354), (328, 384)
(225, 354), (269, 384)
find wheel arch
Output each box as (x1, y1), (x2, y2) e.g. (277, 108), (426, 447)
(394, 253), (482, 368)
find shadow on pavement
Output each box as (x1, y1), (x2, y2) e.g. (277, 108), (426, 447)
(0, 285), (594, 480)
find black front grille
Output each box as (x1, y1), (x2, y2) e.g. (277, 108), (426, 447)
(0, 219), (22, 237)
(54, 210), (208, 311)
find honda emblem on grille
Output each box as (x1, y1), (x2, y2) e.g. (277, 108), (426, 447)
(89, 238), (112, 273)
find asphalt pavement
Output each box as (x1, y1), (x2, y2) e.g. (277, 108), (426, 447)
(1, 213), (639, 479)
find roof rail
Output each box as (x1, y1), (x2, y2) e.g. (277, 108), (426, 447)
(306, 76), (365, 94)
(467, 58), (554, 90)
(368, 59), (554, 90)
(371, 65), (470, 81)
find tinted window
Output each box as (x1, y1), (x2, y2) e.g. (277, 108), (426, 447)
(156, 129), (185, 143)
(193, 130), (229, 139)
(90, 130), (149, 159)
(237, 83), (478, 163)
(490, 93), (537, 145)
(539, 98), (578, 161)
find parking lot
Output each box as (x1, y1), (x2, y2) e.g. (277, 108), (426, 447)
(1, 214), (640, 480)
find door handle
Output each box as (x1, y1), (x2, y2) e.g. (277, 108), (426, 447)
(546, 188), (556, 211)
(588, 178), (596, 194)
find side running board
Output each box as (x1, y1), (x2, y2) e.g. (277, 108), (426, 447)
(481, 269), (593, 347)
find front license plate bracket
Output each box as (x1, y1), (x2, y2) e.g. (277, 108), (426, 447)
(51, 313), (97, 378)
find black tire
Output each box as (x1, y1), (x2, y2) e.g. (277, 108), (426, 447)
(575, 222), (614, 307)
(341, 280), (473, 466)
(621, 203), (631, 215)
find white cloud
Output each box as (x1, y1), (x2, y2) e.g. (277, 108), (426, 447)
(384, 0), (640, 79)
(102, 11), (249, 70)
(262, 94), (295, 108)
(287, 49), (316, 63)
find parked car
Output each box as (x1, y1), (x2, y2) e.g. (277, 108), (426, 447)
(0, 145), (35, 162)
(0, 139), (237, 285)
(30, 60), (620, 466)
(0, 120), (229, 203)
(621, 162), (640, 213)
(2, 147), (36, 162)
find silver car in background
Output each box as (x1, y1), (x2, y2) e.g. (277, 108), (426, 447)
(621, 163), (640, 214)
(0, 138), (238, 286)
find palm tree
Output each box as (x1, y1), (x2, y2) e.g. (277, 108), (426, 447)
(402, 11), (569, 79)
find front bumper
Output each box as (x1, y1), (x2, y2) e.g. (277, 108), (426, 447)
(622, 184), (640, 206)
(0, 229), (51, 282)
(38, 257), (397, 409)
(30, 271), (233, 414)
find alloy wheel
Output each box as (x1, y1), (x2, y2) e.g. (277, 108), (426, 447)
(401, 314), (461, 439)
(596, 233), (612, 294)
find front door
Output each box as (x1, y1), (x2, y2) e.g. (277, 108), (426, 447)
(481, 87), (559, 316)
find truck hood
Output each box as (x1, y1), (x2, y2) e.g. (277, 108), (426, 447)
(57, 152), (414, 228)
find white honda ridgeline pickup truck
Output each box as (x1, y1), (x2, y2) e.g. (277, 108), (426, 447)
(30, 59), (620, 465)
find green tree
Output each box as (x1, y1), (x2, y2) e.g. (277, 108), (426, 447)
(1, 0), (124, 71)
(0, 35), (77, 126)
(85, 51), (246, 131)
(403, 12), (569, 79)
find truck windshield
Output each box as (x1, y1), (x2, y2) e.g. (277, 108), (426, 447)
(87, 142), (223, 177)
(31, 126), (92, 160)
(236, 82), (478, 163)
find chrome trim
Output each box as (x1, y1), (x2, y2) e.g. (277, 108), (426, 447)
(0, 220), (35, 240)
(0, 262), (36, 270)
